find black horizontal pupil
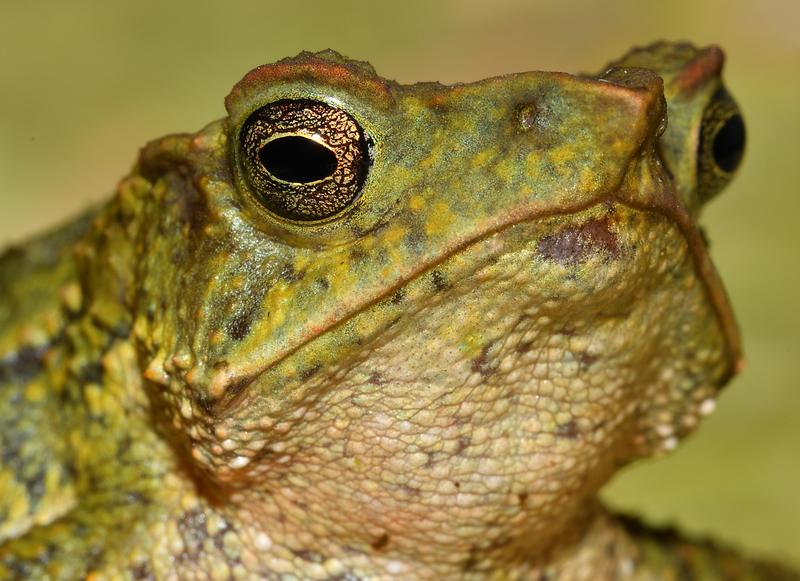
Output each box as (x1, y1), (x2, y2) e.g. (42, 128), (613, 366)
(712, 114), (745, 173)
(258, 136), (338, 183)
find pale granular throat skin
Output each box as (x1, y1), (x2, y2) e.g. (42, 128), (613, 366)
(0, 43), (795, 579)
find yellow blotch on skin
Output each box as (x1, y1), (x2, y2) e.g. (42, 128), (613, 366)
(0, 473), (29, 523)
(23, 380), (46, 403)
(609, 136), (630, 155)
(576, 167), (601, 194)
(358, 235), (376, 252)
(263, 282), (290, 329)
(470, 148), (494, 170)
(379, 225), (411, 273)
(459, 331), (485, 358)
(408, 194), (425, 212)
(293, 254), (312, 272)
(425, 202), (456, 237)
(383, 225), (407, 245)
(548, 143), (579, 166)
(84, 384), (110, 416)
(325, 261), (356, 297)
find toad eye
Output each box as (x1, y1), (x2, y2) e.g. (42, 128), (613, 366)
(238, 99), (372, 222)
(697, 87), (746, 202)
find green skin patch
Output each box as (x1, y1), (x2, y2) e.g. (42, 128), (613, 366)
(0, 42), (793, 579)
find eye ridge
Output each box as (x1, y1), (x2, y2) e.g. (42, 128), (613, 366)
(239, 99), (371, 222)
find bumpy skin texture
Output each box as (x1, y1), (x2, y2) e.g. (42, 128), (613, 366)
(0, 43), (795, 579)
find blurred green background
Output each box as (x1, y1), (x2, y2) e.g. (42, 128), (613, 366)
(1, 0), (797, 565)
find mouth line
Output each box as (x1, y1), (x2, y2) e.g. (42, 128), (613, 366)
(212, 191), (741, 417)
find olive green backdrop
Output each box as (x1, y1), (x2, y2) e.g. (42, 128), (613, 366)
(1, 0), (797, 565)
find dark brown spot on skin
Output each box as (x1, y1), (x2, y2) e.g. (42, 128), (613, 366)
(227, 309), (254, 341)
(431, 270), (449, 291)
(176, 508), (208, 557)
(77, 361), (104, 385)
(556, 420), (579, 439)
(368, 372), (386, 385)
(280, 263), (303, 282)
(578, 351), (598, 370)
(471, 343), (496, 376)
(211, 519), (233, 552)
(489, 535), (512, 549)
(390, 288), (406, 304)
(131, 561), (156, 580)
(425, 452), (437, 468)
(170, 248), (184, 265)
(0, 344), (46, 384)
(515, 340), (533, 354)
(456, 436), (471, 454)
(401, 485), (421, 497)
(463, 556), (478, 572)
(293, 548), (325, 563)
(518, 492), (529, 506)
(370, 533), (390, 550)
(300, 364), (322, 381)
(349, 248), (368, 263)
(538, 216), (619, 264)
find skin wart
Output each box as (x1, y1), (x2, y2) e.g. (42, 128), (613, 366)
(0, 42), (796, 579)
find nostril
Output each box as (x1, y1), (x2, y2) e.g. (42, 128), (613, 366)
(516, 103), (538, 130)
